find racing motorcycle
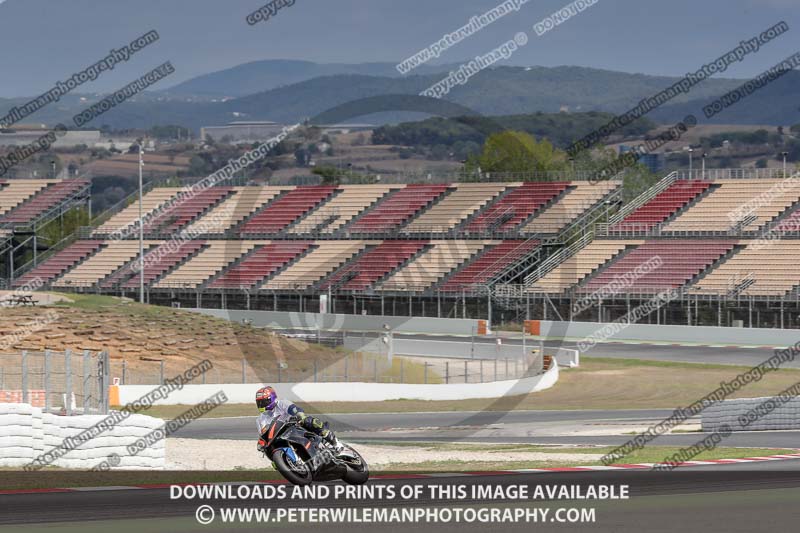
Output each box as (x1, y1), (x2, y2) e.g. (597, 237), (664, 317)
(260, 417), (369, 486)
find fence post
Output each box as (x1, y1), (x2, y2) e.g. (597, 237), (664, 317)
(480, 359), (484, 383)
(373, 359), (378, 383)
(314, 360), (318, 383)
(515, 358), (519, 379)
(122, 360), (127, 385)
(400, 359), (404, 383)
(102, 351), (110, 414)
(44, 349), (51, 411)
(494, 358), (497, 381)
(83, 350), (91, 412)
(445, 362), (449, 384)
(464, 360), (468, 383)
(21, 350), (28, 405)
(344, 355), (349, 383)
(241, 359), (246, 384)
(64, 350), (72, 415)
(505, 358), (509, 380)
(160, 360), (165, 385)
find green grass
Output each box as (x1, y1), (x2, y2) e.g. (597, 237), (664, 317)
(1, 445), (794, 489)
(130, 356), (800, 416)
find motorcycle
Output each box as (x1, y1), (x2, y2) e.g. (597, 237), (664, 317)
(260, 417), (369, 486)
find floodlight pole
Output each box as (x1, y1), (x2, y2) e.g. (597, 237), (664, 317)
(139, 142), (145, 304)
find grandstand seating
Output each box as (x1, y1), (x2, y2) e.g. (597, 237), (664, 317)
(347, 184), (449, 233)
(528, 240), (644, 293)
(318, 241), (429, 291)
(664, 179), (800, 233)
(52, 241), (160, 288)
(579, 239), (736, 294)
(403, 183), (507, 234)
(141, 187), (233, 235)
(238, 186), (338, 235)
(0, 180), (56, 217)
(207, 242), (313, 289)
(610, 180), (712, 233)
(466, 182), (570, 232)
(439, 240), (540, 292)
(153, 241), (261, 289)
(94, 188), (181, 235)
(688, 240), (800, 297)
(289, 185), (402, 235)
(524, 181), (620, 234)
(183, 187), (286, 235)
(11, 240), (105, 288)
(379, 241), (493, 291)
(1, 179), (90, 224)
(261, 241), (369, 290)
(121, 241), (208, 289)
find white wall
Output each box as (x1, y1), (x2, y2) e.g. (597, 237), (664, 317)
(117, 363), (559, 405)
(0, 403), (165, 469)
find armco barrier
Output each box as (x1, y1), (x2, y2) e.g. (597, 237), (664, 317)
(0, 403), (165, 469)
(702, 397), (800, 432)
(117, 363), (559, 405)
(539, 320), (800, 347)
(188, 309), (487, 336)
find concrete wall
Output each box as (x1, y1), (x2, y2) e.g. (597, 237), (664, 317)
(189, 309), (484, 336)
(702, 397), (800, 432)
(539, 320), (799, 347)
(117, 363), (559, 405)
(0, 403), (165, 469)
(343, 337), (579, 366)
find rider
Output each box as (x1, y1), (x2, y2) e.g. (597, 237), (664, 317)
(255, 386), (342, 454)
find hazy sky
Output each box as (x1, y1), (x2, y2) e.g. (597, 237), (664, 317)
(0, 0), (798, 96)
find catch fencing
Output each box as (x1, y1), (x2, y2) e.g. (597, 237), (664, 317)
(0, 349), (110, 414)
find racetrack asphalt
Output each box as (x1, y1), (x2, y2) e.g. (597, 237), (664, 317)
(3, 468), (800, 531)
(392, 333), (799, 368)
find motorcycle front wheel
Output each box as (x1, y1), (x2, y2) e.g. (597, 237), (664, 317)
(340, 448), (369, 485)
(272, 449), (313, 486)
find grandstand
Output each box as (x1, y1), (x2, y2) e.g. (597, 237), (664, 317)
(0, 178), (92, 281)
(12, 170), (800, 329)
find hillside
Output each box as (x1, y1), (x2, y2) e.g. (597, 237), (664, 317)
(0, 65), (763, 132)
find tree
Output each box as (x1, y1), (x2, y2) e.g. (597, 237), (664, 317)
(468, 131), (565, 176)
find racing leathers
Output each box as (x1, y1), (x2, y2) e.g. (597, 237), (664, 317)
(257, 399), (338, 452)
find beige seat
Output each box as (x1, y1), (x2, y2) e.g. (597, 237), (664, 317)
(523, 181), (621, 234)
(261, 241), (372, 289)
(53, 240), (161, 287)
(689, 240), (800, 296)
(95, 188), (182, 235)
(379, 241), (493, 291)
(289, 185), (402, 234)
(665, 179), (800, 232)
(154, 241), (263, 289)
(183, 186), (287, 235)
(404, 183), (507, 233)
(0, 180), (57, 216)
(528, 240), (643, 293)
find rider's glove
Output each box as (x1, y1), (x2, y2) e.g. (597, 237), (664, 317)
(257, 438), (267, 453)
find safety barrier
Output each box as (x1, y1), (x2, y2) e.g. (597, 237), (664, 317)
(116, 362), (559, 405)
(702, 397), (800, 432)
(0, 390), (46, 407)
(0, 402), (165, 469)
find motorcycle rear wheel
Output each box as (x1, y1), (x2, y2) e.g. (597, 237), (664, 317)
(272, 449), (312, 486)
